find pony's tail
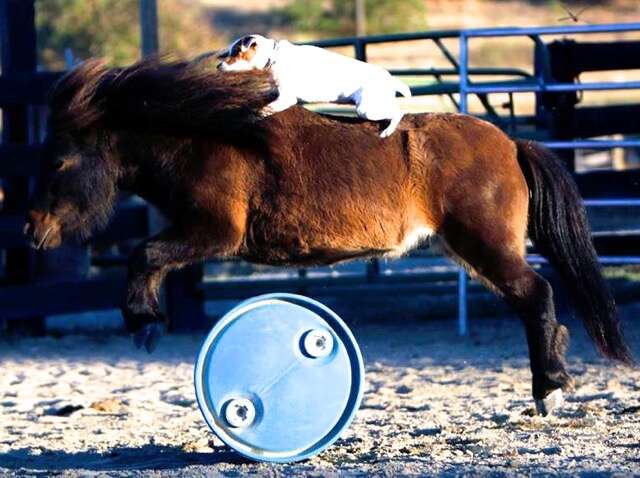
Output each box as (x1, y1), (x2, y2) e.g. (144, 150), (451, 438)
(392, 77), (412, 98)
(516, 139), (634, 365)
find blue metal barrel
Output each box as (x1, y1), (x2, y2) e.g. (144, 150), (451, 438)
(194, 293), (365, 463)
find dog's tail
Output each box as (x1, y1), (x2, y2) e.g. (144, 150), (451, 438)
(392, 77), (412, 98)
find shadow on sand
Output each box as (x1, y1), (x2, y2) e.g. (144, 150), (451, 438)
(0, 444), (251, 471)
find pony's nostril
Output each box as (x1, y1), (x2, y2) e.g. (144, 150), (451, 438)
(24, 210), (62, 249)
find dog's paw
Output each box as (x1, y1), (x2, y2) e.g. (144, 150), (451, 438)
(259, 106), (275, 118)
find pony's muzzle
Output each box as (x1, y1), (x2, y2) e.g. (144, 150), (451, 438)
(24, 210), (63, 250)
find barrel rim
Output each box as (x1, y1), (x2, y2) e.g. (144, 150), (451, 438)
(194, 292), (365, 463)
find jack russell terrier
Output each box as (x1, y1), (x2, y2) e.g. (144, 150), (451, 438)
(219, 34), (411, 137)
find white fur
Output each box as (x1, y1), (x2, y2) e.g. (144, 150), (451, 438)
(220, 35), (411, 138)
(387, 225), (433, 258)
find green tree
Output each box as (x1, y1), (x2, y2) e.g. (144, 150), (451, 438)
(36, 0), (220, 69)
(279, 0), (427, 37)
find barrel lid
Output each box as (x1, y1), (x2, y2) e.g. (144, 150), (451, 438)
(194, 293), (364, 463)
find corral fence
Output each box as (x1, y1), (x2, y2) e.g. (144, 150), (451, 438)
(1, 0), (638, 333)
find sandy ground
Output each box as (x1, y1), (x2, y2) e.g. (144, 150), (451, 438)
(1, 306), (640, 477)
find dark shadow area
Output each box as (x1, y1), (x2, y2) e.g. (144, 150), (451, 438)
(1, 303), (639, 370)
(0, 444), (250, 472)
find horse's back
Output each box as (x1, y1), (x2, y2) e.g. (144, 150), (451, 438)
(236, 107), (526, 264)
(240, 108), (424, 263)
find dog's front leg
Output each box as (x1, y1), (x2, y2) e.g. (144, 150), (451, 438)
(262, 92), (298, 116)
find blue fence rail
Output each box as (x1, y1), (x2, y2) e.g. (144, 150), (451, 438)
(1, 12), (639, 331)
(309, 23), (640, 335)
(455, 23), (640, 335)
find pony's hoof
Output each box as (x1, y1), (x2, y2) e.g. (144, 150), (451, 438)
(535, 388), (564, 416)
(133, 323), (166, 353)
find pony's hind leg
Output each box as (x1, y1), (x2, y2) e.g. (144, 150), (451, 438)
(439, 227), (574, 415)
(495, 260), (574, 415)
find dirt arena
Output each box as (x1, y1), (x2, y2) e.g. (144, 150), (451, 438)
(1, 306), (639, 477)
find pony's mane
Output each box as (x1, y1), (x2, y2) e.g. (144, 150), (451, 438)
(48, 57), (279, 136)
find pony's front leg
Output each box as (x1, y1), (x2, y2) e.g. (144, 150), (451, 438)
(122, 230), (187, 352)
(122, 222), (238, 352)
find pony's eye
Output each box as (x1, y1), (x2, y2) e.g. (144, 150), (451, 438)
(54, 158), (74, 171)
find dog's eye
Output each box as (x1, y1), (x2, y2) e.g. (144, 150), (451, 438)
(249, 41), (258, 49)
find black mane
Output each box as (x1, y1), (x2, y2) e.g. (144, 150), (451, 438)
(48, 57), (279, 137)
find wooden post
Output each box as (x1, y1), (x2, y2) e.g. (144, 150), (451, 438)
(1, 0), (36, 278)
(0, 0), (44, 334)
(355, 0), (366, 37)
(138, 0), (165, 237)
(166, 263), (208, 332)
(138, 0), (207, 331)
(140, 0), (159, 57)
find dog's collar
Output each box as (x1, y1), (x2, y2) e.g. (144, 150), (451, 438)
(265, 40), (280, 70)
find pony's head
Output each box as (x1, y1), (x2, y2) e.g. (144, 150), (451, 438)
(25, 134), (120, 250)
(25, 57), (278, 249)
(25, 60), (118, 249)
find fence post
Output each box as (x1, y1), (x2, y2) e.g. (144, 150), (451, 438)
(0, 0), (44, 334)
(140, 0), (159, 58)
(354, 38), (367, 62)
(457, 32), (469, 336)
(138, 0), (207, 330)
(355, 0), (366, 37)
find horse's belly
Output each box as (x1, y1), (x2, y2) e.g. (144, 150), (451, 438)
(242, 211), (433, 266)
(241, 222), (384, 265)
(385, 224), (434, 258)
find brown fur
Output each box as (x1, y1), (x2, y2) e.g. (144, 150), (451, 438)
(48, 57), (278, 137)
(27, 58), (632, 405)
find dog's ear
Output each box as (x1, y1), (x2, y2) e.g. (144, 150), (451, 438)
(217, 50), (230, 59)
(240, 35), (260, 52)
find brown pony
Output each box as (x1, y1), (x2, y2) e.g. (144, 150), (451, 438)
(25, 58), (633, 415)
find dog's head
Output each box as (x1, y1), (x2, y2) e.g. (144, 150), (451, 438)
(218, 34), (274, 71)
